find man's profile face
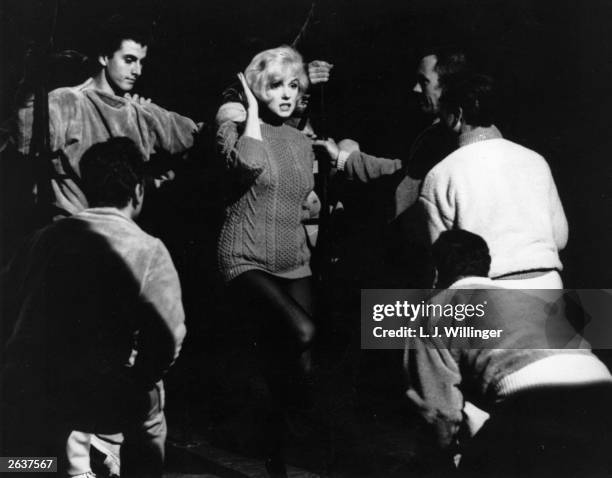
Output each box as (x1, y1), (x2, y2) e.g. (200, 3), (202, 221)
(100, 39), (148, 93)
(413, 54), (442, 117)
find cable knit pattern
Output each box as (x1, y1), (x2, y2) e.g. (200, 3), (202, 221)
(217, 120), (315, 282)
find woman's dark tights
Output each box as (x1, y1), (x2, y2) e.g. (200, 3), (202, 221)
(230, 270), (315, 469)
(231, 269), (315, 374)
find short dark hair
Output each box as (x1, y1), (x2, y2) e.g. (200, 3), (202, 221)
(80, 137), (146, 208)
(433, 49), (468, 89)
(440, 73), (497, 127)
(95, 15), (153, 58)
(432, 230), (491, 288)
(420, 47), (469, 89)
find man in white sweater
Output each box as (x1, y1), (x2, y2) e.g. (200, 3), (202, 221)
(419, 74), (568, 288)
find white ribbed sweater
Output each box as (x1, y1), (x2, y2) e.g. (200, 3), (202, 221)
(420, 134), (568, 278)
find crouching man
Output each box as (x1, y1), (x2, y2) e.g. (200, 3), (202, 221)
(1, 137), (186, 477)
(404, 230), (612, 477)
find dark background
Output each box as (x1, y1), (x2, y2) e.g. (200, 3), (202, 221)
(2, 1), (612, 473)
(2, 0), (612, 287)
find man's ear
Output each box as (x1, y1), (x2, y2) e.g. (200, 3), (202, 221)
(452, 107), (464, 132)
(98, 55), (108, 67)
(456, 107), (464, 123)
(136, 182), (144, 200)
(132, 182), (144, 207)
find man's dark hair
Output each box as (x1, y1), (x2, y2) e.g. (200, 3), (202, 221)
(432, 230), (491, 288)
(440, 73), (497, 127)
(95, 15), (153, 58)
(80, 137), (146, 208)
(420, 47), (469, 89)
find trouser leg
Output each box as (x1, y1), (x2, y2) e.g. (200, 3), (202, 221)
(120, 382), (166, 478)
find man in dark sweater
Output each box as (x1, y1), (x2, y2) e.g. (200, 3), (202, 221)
(404, 230), (612, 477)
(313, 48), (468, 288)
(318, 48), (466, 213)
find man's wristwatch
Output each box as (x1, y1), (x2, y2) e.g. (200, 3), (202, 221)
(336, 149), (350, 171)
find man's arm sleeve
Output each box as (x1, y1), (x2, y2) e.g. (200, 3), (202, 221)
(341, 150), (402, 182)
(133, 240), (186, 385)
(147, 103), (199, 154)
(549, 175), (569, 250)
(419, 172), (455, 245)
(405, 337), (464, 450)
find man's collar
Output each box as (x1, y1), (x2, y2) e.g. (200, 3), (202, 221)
(80, 77), (130, 108)
(80, 207), (136, 223)
(458, 125), (502, 148)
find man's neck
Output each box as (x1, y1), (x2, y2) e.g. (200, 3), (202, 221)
(91, 70), (120, 96)
(458, 124), (502, 148)
(90, 204), (138, 221)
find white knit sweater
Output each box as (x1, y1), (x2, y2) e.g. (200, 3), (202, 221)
(420, 131), (568, 278)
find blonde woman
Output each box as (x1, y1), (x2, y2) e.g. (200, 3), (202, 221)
(216, 46), (334, 476)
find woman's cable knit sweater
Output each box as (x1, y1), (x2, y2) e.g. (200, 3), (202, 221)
(216, 119), (315, 282)
(419, 127), (568, 278)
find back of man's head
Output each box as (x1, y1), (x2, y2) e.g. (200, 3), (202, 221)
(95, 14), (153, 58)
(432, 230), (491, 288)
(80, 137), (145, 209)
(429, 48), (468, 89)
(440, 73), (497, 127)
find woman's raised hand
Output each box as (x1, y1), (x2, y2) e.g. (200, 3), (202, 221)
(238, 72), (262, 140)
(238, 72), (258, 116)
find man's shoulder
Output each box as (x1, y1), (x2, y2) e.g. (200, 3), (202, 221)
(468, 138), (551, 176)
(487, 137), (541, 155)
(50, 80), (166, 113)
(45, 81), (98, 116)
(407, 121), (455, 179)
(72, 209), (161, 249)
(430, 136), (542, 171)
(49, 79), (95, 101)
(421, 147), (462, 188)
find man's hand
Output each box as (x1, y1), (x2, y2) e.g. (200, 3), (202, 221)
(216, 102), (247, 125)
(154, 170), (176, 188)
(51, 177), (88, 215)
(308, 60), (334, 85)
(124, 93), (152, 105)
(313, 137), (340, 165)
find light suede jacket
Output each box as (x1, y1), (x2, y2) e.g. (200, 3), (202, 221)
(3, 208), (185, 394)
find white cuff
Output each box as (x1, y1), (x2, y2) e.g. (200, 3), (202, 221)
(337, 149), (350, 171)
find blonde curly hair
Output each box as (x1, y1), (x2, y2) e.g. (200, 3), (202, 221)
(244, 45), (309, 102)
